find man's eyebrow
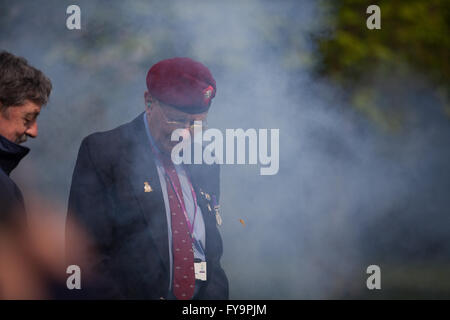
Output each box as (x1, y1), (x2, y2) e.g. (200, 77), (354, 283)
(25, 111), (40, 118)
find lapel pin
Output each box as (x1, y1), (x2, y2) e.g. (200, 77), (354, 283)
(144, 181), (153, 193)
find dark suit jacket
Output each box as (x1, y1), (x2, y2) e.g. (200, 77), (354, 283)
(66, 113), (228, 299)
(0, 134), (29, 225)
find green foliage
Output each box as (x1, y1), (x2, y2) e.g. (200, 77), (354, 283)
(316, 0), (450, 130)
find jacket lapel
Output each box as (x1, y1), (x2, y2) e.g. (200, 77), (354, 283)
(122, 114), (170, 272)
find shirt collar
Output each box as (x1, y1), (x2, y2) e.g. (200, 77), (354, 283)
(0, 134), (30, 175)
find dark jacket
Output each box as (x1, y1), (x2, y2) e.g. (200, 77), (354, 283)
(66, 113), (229, 299)
(0, 134), (29, 224)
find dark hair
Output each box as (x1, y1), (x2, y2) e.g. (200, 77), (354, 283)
(0, 51), (52, 110)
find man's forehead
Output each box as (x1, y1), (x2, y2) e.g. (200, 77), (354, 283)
(21, 100), (42, 114)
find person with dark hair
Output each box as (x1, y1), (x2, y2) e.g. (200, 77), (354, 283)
(0, 50), (52, 223)
(66, 57), (228, 300)
(0, 52), (80, 300)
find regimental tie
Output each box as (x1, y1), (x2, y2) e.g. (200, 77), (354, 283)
(160, 155), (196, 300)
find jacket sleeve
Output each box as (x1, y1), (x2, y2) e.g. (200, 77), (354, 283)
(66, 136), (121, 299)
(0, 177), (23, 225)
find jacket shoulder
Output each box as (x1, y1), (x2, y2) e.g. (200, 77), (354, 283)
(78, 114), (142, 161)
(82, 121), (130, 149)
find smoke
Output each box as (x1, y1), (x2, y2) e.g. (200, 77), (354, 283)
(1, 0), (449, 298)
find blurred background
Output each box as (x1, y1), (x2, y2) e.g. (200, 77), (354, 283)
(0, 0), (449, 298)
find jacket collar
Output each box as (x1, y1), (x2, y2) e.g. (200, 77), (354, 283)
(0, 134), (29, 176)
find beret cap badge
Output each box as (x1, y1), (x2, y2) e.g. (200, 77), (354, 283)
(203, 85), (214, 105)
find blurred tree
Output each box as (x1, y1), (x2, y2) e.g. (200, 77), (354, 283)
(315, 0), (450, 131)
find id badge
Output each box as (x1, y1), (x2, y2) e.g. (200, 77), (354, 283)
(194, 261), (207, 281)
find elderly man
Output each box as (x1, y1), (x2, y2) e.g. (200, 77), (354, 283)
(0, 51), (52, 223)
(67, 57), (228, 300)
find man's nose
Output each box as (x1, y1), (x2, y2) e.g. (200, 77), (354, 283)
(25, 121), (38, 138)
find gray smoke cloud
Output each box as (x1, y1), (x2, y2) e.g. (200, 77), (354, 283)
(2, 0), (449, 298)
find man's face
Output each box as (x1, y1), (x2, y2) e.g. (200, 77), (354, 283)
(0, 100), (41, 144)
(145, 94), (207, 155)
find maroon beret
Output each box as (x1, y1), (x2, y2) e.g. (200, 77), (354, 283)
(146, 57), (216, 114)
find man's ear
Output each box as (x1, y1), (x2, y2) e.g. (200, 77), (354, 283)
(144, 91), (152, 111)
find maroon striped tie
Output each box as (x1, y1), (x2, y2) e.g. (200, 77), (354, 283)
(161, 156), (195, 300)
